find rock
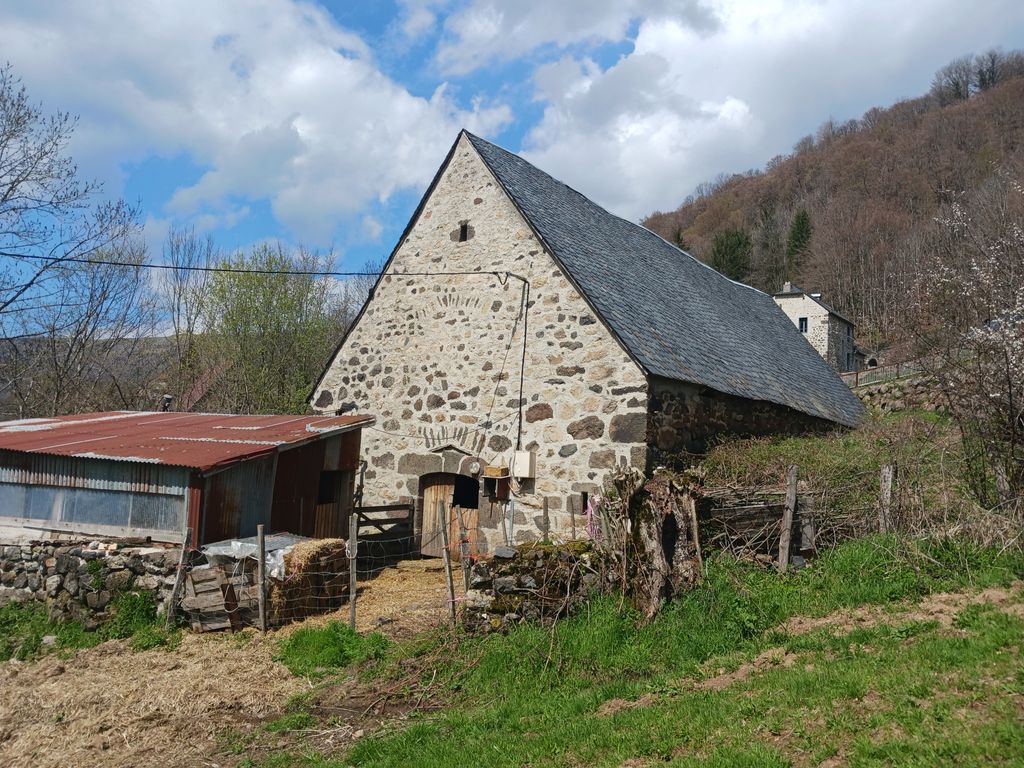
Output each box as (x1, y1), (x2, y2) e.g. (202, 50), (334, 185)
(493, 546), (517, 560)
(525, 403), (553, 422)
(493, 576), (517, 594)
(520, 575), (538, 590)
(609, 413), (647, 443)
(558, 444), (578, 458)
(135, 574), (161, 591)
(463, 589), (493, 609)
(12, 573), (27, 590)
(588, 449), (617, 469)
(487, 434), (513, 452)
(567, 415), (604, 440)
(104, 570), (133, 592)
(63, 574), (79, 596)
(469, 562), (492, 589)
(40, 635), (57, 647)
(45, 575), (62, 597)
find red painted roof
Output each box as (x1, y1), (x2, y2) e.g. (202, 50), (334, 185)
(0, 411), (374, 471)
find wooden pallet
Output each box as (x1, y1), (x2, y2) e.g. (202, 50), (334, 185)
(182, 566), (259, 632)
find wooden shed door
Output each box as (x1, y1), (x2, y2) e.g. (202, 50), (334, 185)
(420, 474), (479, 560)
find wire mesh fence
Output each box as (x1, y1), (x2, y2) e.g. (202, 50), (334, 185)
(174, 503), (475, 633)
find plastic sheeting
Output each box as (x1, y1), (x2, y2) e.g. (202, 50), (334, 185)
(202, 532), (313, 580)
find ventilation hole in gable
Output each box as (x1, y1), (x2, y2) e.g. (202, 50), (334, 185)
(458, 222), (469, 242)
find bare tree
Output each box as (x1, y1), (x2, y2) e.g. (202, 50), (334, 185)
(4, 239), (157, 416)
(162, 225), (216, 410)
(930, 55), (974, 105)
(0, 64), (138, 320)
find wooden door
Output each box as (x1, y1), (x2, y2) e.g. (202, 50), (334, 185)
(420, 475), (480, 561)
(420, 477), (454, 558)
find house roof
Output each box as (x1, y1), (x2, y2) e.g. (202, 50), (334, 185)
(773, 284), (855, 326)
(0, 411), (374, 472)
(465, 131), (864, 427)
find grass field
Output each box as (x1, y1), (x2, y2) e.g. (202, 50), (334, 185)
(240, 536), (1024, 768)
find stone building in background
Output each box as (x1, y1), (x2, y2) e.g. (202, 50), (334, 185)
(773, 282), (861, 372)
(311, 131), (863, 556)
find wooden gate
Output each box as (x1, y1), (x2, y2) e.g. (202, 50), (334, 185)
(420, 473), (479, 560)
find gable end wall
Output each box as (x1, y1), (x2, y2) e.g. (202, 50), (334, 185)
(313, 135), (649, 551)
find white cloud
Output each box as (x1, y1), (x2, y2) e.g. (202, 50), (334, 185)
(397, 0), (453, 39)
(480, 0), (1024, 220)
(0, 0), (510, 246)
(435, 0), (719, 75)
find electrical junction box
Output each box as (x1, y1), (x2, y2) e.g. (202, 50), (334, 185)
(511, 450), (536, 479)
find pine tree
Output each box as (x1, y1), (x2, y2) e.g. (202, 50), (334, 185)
(785, 209), (813, 276)
(709, 228), (752, 281)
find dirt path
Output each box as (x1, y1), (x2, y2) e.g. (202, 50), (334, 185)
(0, 631), (301, 768)
(0, 557), (452, 768)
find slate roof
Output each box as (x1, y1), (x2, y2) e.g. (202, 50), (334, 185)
(465, 131), (864, 427)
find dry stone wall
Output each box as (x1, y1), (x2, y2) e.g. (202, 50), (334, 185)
(0, 539), (179, 628)
(647, 377), (835, 467)
(313, 135), (649, 552)
(856, 375), (944, 414)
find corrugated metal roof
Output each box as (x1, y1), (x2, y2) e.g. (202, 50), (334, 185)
(0, 411), (374, 472)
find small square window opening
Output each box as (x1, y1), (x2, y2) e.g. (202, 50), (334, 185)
(458, 223), (469, 242)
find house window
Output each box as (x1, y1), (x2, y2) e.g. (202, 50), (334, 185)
(847, 325), (852, 338)
(458, 222), (469, 242)
(847, 352), (852, 370)
(798, 317), (808, 333)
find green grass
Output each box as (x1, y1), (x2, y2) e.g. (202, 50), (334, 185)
(245, 535), (1024, 767)
(702, 410), (960, 514)
(0, 590), (178, 660)
(275, 621), (389, 678)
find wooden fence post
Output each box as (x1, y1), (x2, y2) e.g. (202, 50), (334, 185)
(438, 500), (457, 626)
(165, 526), (192, 629)
(455, 506), (471, 591)
(778, 465), (798, 574)
(569, 495), (577, 541)
(257, 524), (267, 632)
(348, 513), (358, 629)
(879, 464), (896, 533)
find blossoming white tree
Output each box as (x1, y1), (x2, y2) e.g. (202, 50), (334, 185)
(916, 173), (1023, 507)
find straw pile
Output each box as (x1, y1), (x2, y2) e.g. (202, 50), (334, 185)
(269, 538), (349, 625)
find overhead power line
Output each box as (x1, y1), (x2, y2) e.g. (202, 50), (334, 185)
(0, 250), (380, 277)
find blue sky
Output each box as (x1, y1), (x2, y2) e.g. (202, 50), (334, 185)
(2, 0), (1024, 272)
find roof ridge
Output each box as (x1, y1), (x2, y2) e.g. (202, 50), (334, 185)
(463, 131), (768, 299)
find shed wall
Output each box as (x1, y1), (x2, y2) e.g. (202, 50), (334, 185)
(0, 451), (190, 541)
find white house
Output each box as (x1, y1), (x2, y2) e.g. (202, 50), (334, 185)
(773, 282), (859, 372)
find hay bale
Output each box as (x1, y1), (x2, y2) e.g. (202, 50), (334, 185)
(269, 538), (349, 625)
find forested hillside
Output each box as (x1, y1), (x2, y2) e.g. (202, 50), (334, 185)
(644, 50), (1024, 349)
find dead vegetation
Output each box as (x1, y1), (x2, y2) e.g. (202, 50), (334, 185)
(0, 556), (452, 768)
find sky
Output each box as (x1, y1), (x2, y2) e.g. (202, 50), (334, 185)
(2, 0), (1023, 272)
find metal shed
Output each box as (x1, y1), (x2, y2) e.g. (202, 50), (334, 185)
(0, 411), (374, 546)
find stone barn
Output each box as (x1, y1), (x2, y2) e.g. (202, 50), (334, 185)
(311, 131), (863, 556)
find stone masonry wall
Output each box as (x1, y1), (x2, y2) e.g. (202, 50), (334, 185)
(647, 377), (836, 467)
(775, 294), (831, 363)
(856, 375), (944, 414)
(313, 134), (649, 552)
(0, 539), (179, 629)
